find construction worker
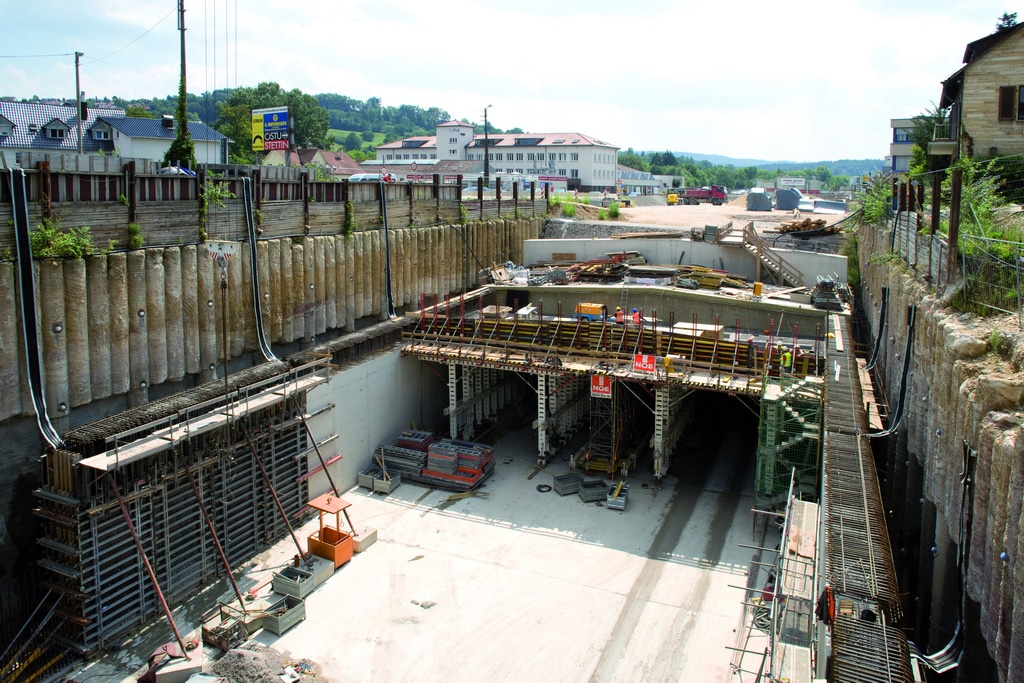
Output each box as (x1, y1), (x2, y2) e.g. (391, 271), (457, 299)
(631, 308), (640, 325)
(781, 348), (793, 374)
(615, 306), (624, 324)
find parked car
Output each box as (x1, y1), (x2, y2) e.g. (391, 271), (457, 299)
(159, 165), (196, 176)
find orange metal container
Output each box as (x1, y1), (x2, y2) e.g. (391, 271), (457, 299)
(306, 493), (355, 569)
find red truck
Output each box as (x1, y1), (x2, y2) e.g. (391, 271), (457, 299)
(677, 185), (728, 205)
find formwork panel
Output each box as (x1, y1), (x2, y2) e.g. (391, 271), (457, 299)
(35, 393), (313, 654)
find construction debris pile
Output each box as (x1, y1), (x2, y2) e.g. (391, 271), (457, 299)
(210, 645), (328, 683)
(676, 265), (748, 289)
(810, 275), (850, 310)
(373, 431), (495, 492)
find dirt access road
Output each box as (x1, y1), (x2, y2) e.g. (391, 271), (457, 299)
(559, 195), (847, 233)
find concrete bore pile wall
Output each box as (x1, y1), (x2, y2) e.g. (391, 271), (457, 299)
(859, 217), (1024, 681)
(0, 217), (542, 426)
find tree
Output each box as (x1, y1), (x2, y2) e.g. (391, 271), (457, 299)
(343, 132), (361, 151)
(164, 73), (195, 168)
(214, 82), (329, 163)
(618, 152), (648, 171)
(125, 105), (154, 118)
(909, 103), (950, 174)
(361, 129), (374, 142)
(997, 12), (1018, 30)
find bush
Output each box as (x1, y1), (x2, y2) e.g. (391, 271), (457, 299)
(30, 217), (94, 259)
(608, 201), (620, 219)
(126, 222), (144, 250)
(562, 202), (576, 218)
(598, 208), (607, 220)
(581, 197), (591, 205)
(855, 173), (894, 225)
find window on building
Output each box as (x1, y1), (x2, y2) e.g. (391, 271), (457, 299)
(999, 86), (1017, 120)
(1017, 87), (1024, 121)
(548, 153), (555, 161)
(403, 154), (410, 159)
(451, 149), (458, 156)
(558, 153), (566, 161)
(450, 137), (457, 143)
(48, 127), (66, 138)
(430, 154), (436, 159)
(570, 153), (578, 161)
(93, 129), (110, 140)
(893, 128), (911, 143)
(527, 153), (535, 161)
(506, 153), (514, 161)
(518, 168), (524, 174)
(558, 169), (566, 176)
(516, 153), (523, 161)
(386, 154), (393, 160)
(570, 169), (579, 178)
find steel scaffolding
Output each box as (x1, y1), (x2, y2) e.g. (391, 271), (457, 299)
(755, 376), (824, 507)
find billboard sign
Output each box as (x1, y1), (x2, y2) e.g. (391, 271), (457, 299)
(590, 374), (612, 398)
(252, 106), (290, 151)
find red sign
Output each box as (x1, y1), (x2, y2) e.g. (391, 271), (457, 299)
(411, 162), (417, 171)
(591, 375), (612, 398)
(633, 354), (657, 373)
(263, 139), (288, 151)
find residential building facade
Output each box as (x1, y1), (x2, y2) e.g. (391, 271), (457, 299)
(934, 23), (1024, 158)
(375, 121), (620, 192)
(0, 101), (228, 166)
(888, 117), (914, 173)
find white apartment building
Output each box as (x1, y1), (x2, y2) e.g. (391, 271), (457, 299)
(375, 120), (620, 192)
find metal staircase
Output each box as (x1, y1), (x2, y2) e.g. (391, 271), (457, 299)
(742, 222), (804, 287)
(754, 376), (823, 507)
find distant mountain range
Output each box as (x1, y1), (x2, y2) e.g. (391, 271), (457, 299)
(661, 152), (886, 176)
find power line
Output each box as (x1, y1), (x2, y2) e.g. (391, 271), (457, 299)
(0, 52), (74, 59)
(84, 8), (175, 64)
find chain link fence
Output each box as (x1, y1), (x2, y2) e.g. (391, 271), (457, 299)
(893, 154), (1024, 328)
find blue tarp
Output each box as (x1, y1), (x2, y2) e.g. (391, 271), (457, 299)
(746, 190), (772, 211)
(774, 188), (802, 211)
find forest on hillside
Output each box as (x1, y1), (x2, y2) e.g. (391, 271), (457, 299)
(62, 85), (872, 184)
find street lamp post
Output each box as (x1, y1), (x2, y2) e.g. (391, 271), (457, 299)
(483, 104), (492, 189)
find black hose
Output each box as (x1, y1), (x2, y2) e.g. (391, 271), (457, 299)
(865, 286), (888, 371)
(242, 176), (278, 361)
(8, 169), (63, 448)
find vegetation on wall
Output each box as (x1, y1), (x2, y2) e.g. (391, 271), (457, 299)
(30, 217), (94, 259)
(164, 73), (195, 169)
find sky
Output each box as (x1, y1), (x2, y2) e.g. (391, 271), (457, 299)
(0, 0), (1017, 163)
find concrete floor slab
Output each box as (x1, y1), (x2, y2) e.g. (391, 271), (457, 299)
(61, 417), (758, 683)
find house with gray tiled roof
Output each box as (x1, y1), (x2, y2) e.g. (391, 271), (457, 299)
(0, 101), (228, 166)
(96, 115), (228, 164)
(261, 147), (363, 176)
(375, 120), (620, 192)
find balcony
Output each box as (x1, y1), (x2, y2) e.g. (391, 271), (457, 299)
(928, 123), (957, 156)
